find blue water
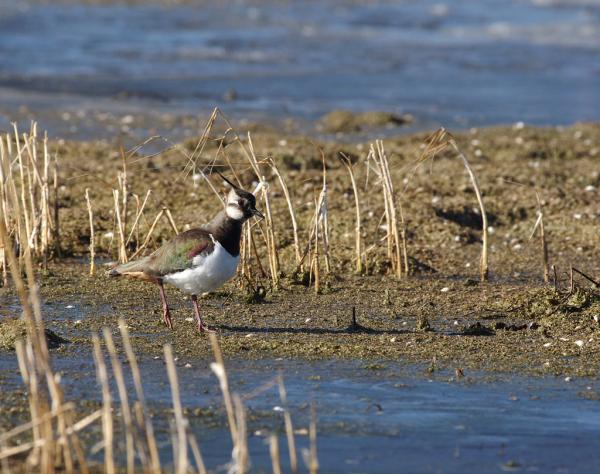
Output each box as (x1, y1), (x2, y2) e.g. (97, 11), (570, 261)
(2, 353), (600, 473)
(0, 0), (599, 139)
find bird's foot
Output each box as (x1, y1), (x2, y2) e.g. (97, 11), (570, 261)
(197, 322), (216, 334)
(163, 309), (173, 329)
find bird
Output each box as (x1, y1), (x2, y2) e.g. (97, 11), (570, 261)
(107, 174), (263, 332)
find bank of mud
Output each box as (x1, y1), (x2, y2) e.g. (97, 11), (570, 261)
(2, 122), (600, 378)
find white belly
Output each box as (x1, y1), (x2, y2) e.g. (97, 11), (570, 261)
(163, 242), (240, 295)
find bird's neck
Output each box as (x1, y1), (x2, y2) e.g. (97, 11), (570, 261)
(204, 209), (243, 257)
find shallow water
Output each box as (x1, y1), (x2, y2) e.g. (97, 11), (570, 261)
(2, 353), (600, 473)
(1, 0), (599, 139)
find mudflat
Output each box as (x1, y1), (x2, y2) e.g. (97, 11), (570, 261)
(2, 122), (600, 377)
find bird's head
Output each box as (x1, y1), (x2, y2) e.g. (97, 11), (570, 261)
(219, 174), (264, 222)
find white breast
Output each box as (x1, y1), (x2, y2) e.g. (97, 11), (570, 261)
(163, 242), (240, 295)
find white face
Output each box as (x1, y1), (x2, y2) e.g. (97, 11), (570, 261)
(225, 189), (246, 221)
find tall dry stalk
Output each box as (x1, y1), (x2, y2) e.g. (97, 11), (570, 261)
(164, 344), (189, 474)
(92, 334), (115, 474)
(269, 434), (282, 474)
(0, 123), (58, 266)
(103, 328), (136, 474)
(247, 134), (279, 287)
(530, 192), (549, 283)
(340, 153), (362, 273)
(84, 189), (95, 275)
(113, 189), (128, 263)
(309, 403), (319, 474)
(232, 394), (249, 473)
(368, 141), (404, 278)
(268, 158), (301, 268)
(448, 138), (488, 281)
(209, 334), (238, 444)
(304, 153), (330, 292)
(277, 375), (298, 474)
(0, 183), (93, 472)
(118, 320), (161, 473)
(420, 129), (489, 281)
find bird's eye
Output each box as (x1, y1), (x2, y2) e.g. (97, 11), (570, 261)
(238, 199), (244, 206)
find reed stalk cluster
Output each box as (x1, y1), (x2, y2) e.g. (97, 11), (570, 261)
(0, 123), (60, 282)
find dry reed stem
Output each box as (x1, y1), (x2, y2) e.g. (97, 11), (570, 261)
(128, 209), (164, 260)
(310, 193), (321, 294)
(14, 341), (41, 464)
(103, 328), (136, 474)
(113, 189), (128, 263)
(91, 334), (115, 474)
(0, 440), (9, 474)
(530, 192), (549, 283)
(340, 153), (362, 273)
(85, 189), (95, 275)
(448, 138), (489, 281)
(232, 394), (249, 473)
(118, 320), (161, 473)
(277, 375), (297, 474)
(0, 410), (102, 461)
(125, 190), (152, 246)
(269, 434), (282, 474)
(309, 403), (319, 474)
(187, 430), (207, 474)
(0, 402), (74, 443)
(164, 207), (180, 235)
(420, 129), (489, 281)
(23, 244), (82, 474)
(0, 199), (53, 470)
(120, 146), (129, 236)
(4, 188), (76, 472)
(2, 123), (56, 261)
(373, 140), (403, 278)
(52, 154), (61, 257)
(247, 134), (279, 287)
(268, 158), (301, 267)
(209, 333), (238, 444)
(164, 344), (188, 474)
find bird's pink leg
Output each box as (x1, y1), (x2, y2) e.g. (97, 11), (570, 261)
(191, 295), (214, 333)
(157, 280), (173, 329)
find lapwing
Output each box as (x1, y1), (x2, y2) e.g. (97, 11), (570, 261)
(108, 175), (263, 332)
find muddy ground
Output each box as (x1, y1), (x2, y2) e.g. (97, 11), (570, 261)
(2, 120), (600, 375)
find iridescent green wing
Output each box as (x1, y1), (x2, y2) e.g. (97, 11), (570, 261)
(144, 228), (215, 277)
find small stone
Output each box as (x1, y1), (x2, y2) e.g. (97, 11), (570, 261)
(575, 340), (584, 347)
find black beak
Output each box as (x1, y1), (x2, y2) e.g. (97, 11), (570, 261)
(252, 208), (264, 220)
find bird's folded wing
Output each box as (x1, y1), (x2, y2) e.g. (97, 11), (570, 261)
(142, 228), (215, 277)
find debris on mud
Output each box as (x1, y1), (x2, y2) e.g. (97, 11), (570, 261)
(0, 319), (70, 350)
(318, 110), (412, 133)
(461, 322), (495, 336)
